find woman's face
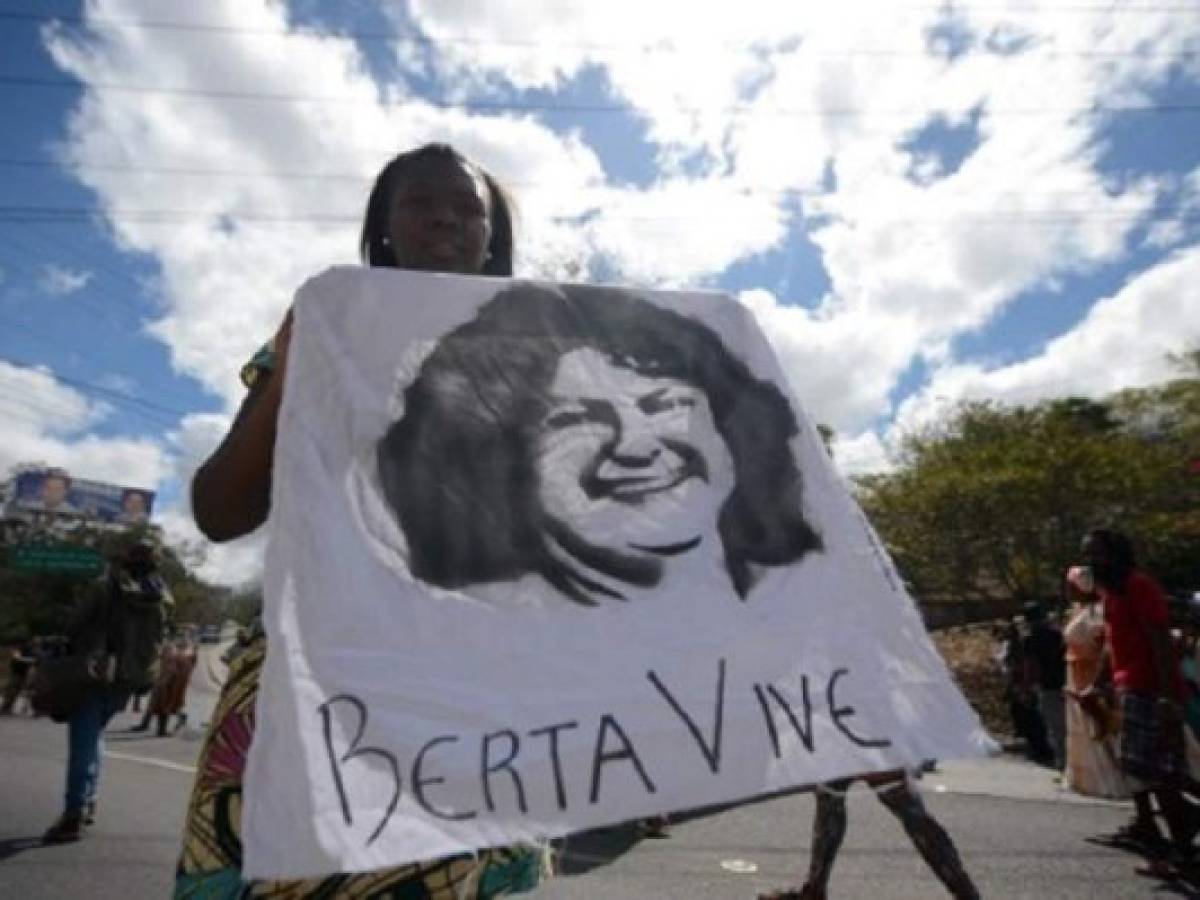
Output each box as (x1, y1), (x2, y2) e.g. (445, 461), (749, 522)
(385, 154), (493, 275)
(535, 347), (736, 556)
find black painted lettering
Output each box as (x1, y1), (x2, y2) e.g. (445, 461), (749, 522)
(482, 729), (528, 814)
(413, 735), (477, 821)
(646, 657), (726, 774)
(766, 677), (815, 753)
(827, 668), (892, 749)
(752, 683), (782, 758)
(316, 695), (403, 845)
(589, 714), (657, 804)
(529, 720), (579, 811)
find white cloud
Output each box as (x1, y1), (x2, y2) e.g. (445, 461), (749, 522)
(891, 243), (1200, 436)
(146, 411), (267, 586)
(740, 288), (919, 433)
(401, 0), (1196, 434)
(0, 361), (171, 487)
(828, 429), (893, 477)
(38, 265), (93, 296)
(157, 507), (267, 587)
(35, 1), (1200, 527)
(43, 0), (612, 410)
(1143, 165), (1200, 251)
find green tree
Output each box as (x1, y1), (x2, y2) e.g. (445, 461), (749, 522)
(857, 378), (1200, 613)
(0, 526), (232, 642)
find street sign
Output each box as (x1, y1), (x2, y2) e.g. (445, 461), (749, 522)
(4, 543), (105, 575)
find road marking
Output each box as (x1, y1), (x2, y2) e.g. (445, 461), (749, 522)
(720, 859), (758, 874)
(104, 749), (197, 774)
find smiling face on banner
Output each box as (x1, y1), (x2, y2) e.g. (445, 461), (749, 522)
(536, 347), (736, 566)
(243, 267), (994, 880)
(375, 281), (822, 606)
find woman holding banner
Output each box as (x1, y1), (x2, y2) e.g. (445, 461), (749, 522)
(179, 144), (546, 897)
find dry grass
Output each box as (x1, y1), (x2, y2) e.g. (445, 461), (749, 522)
(931, 624), (1011, 739)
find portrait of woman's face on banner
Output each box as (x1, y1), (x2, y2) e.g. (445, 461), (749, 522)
(373, 281), (822, 607)
(242, 267), (991, 881)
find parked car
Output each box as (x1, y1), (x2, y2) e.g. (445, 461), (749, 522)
(200, 623), (222, 644)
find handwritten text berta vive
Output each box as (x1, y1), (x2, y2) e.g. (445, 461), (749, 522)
(317, 659), (892, 844)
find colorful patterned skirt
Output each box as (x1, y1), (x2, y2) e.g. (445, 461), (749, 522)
(174, 636), (548, 898)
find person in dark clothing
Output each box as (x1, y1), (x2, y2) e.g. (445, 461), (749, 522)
(1022, 602), (1068, 769)
(758, 769), (980, 900)
(42, 540), (172, 844)
(1002, 618), (1053, 763)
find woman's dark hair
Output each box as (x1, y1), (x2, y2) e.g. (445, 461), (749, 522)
(359, 143), (514, 277)
(1085, 526), (1136, 585)
(377, 281), (822, 604)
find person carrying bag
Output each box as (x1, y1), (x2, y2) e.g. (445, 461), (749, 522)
(41, 538), (172, 844)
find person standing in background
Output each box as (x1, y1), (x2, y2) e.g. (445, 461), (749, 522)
(1022, 601), (1068, 770)
(758, 769), (980, 900)
(1063, 565), (1128, 798)
(1083, 528), (1196, 871)
(43, 540), (170, 843)
(132, 627), (198, 736)
(1002, 616), (1052, 764)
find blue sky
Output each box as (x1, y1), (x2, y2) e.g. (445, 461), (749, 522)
(1, 1), (1198, 583)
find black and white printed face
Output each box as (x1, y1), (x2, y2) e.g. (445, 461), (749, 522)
(535, 346), (736, 560)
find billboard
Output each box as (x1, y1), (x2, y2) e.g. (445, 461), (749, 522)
(10, 470), (155, 524)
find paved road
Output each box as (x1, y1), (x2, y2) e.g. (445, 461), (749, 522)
(0, 650), (1190, 898)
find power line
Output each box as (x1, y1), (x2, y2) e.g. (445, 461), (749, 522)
(3, 224), (148, 308)
(0, 157), (372, 182)
(1, 157), (1192, 208)
(0, 225), (226, 413)
(0, 230), (201, 414)
(0, 160), (1192, 221)
(0, 234), (133, 330)
(3, 73), (1200, 117)
(0, 354), (187, 427)
(0, 382), (102, 424)
(4, 8), (1198, 56)
(0, 304), (205, 413)
(49, 369), (187, 421)
(0, 227), (143, 317)
(0, 203), (1191, 226)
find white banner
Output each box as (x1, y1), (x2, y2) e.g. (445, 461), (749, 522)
(243, 267), (993, 879)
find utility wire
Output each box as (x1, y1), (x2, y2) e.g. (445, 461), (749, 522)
(3, 158), (1193, 209)
(0, 306), (206, 414)
(0, 203), (1191, 225)
(0, 157), (374, 182)
(0, 230), (203, 414)
(0, 381), (179, 430)
(4, 8), (1198, 55)
(0, 235), (133, 330)
(0, 354), (187, 427)
(3, 224), (148, 307)
(3, 73), (1199, 117)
